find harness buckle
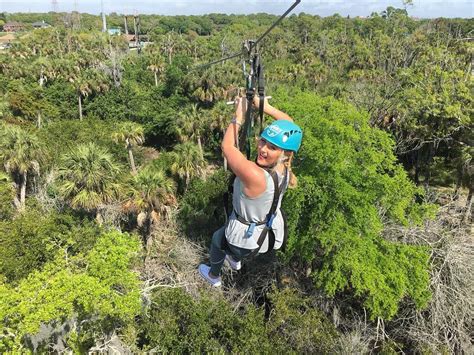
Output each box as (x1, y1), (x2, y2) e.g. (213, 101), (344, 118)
(245, 222), (256, 238)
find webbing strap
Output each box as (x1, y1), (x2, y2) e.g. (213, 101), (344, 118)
(238, 90), (254, 160)
(257, 61), (265, 135)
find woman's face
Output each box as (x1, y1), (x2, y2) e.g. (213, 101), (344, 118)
(256, 138), (283, 167)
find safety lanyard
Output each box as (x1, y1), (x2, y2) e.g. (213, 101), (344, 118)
(239, 52), (265, 160)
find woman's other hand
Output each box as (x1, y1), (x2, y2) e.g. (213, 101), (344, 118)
(234, 97), (246, 124)
(252, 95), (269, 110)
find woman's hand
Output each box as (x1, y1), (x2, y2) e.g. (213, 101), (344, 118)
(252, 95), (270, 110)
(234, 97), (247, 125)
(253, 96), (293, 122)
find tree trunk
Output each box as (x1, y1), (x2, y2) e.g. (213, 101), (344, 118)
(424, 144), (435, 187)
(185, 172), (190, 191)
(454, 167), (463, 200)
(96, 210), (104, 225)
(465, 185), (472, 213)
(37, 111), (42, 129)
(20, 171), (27, 211)
(12, 178), (21, 210)
(78, 93), (83, 121)
(414, 152), (421, 185)
(197, 135), (204, 160)
(143, 217), (153, 262)
(463, 183), (474, 223)
(154, 71), (158, 87)
(128, 144), (137, 175)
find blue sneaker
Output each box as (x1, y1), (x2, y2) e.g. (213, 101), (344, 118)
(198, 264), (222, 287)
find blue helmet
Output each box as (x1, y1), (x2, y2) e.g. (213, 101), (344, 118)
(260, 120), (303, 152)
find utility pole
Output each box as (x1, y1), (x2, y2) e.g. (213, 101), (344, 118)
(133, 15), (141, 54)
(124, 16), (129, 35)
(101, 0), (107, 32)
(51, 0), (59, 13)
(73, 0), (81, 30)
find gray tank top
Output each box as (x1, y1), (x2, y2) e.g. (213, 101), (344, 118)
(225, 168), (288, 252)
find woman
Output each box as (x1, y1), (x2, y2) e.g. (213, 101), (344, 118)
(198, 96), (303, 287)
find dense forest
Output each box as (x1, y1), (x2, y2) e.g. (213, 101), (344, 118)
(0, 6), (472, 353)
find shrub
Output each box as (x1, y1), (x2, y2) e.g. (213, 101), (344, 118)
(0, 209), (100, 283)
(275, 89), (434, 319)
(139, 287), (338, 353)
(178, 169), (230, 242)
(0, 231), (141, 352)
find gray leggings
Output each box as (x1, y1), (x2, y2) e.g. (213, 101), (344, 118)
(210, 226), (254, 276)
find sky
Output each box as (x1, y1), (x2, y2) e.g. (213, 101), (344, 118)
(0, 0), (472, 19)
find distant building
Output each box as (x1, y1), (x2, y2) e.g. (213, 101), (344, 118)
(3, 21), (26, 32)
(124, 34), (151, 51)
(32, 20), (51, 29)
(108, 28), (121, 36)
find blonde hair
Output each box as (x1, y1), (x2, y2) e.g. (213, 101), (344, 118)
(255, 136), (298, 188)
(281, 151), (297, 188)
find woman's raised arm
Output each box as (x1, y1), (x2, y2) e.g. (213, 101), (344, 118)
(221, 98), (266, 197)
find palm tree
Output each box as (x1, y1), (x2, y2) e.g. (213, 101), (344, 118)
(191, 67), (223, 104)
(209, 101), (232, 170)
(65, 67), (92, 121)
(174, 104), (206, 160)
(112, 122), (145, 175)
(57, 142), (122, 222)
(62, 55), (110, 121)
(0, 124), (42, 211)
(160, 31), (186, 65)
(170, 142), (206, 191)
(124, 167), (176, 253)
(147, 57), (166, 87)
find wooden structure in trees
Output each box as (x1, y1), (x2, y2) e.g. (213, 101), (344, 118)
(3, 21), (25, 32)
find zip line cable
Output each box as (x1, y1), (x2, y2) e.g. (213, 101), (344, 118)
(193, 0), (301, 70)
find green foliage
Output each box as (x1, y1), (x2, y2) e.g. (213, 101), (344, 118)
(276, 90), (433, 319)
(38, 118), (128, 169)
(125, 164), (176, 223)
(178, 169), (230, 241)
(0, 209), (100, 283)
(0, 172), (15, 219)
(57, 142), (122, 211)
(0, 124), (42, 177)
(0, 11), (471, 352)
(267, 288), (339, 353)
(0, 231), (141, 352)
(43, 82), (78, 120)
(139, 287), (338, 353)
(169, 141), (207, 191)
